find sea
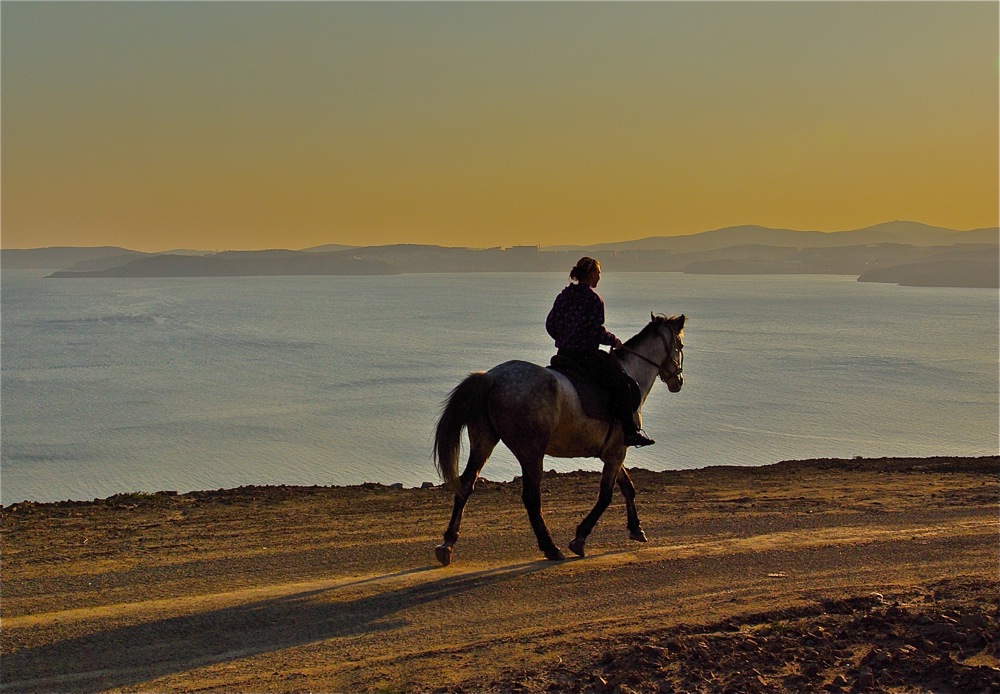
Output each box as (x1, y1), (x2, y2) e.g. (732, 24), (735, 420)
(2, 270), (997, 506)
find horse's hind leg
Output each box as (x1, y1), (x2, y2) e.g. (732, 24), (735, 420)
(436, 421), (498, 566)
(518, 456), (566, 561)
(617, 468), (647, 542)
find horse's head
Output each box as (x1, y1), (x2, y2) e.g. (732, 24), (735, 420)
(620, 313), (685, 392)
(653, 312), (685, 392)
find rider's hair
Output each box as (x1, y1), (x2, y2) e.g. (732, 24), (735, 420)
(569, 257), (600, 283)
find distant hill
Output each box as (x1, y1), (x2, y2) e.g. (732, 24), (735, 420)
(1, 246), (135, 270)
(956, 228), (999, 244)
(858, 259), (999, 288)
(301, 243), (357, 253)
(48, 252), (398, 278)
(677, 244), (998, 286)
(548, 221), (991, 254)
(7, 221), (998, 287)
(1, 246), (208, 270)
(57, 251), (149, 273)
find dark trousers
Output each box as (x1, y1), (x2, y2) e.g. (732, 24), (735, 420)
(556, 348), (641, 432)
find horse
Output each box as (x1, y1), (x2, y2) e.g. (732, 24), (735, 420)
(433, 312), (685, 565)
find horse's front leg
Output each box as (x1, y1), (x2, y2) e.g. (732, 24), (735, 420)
(617, 468), (647, 542)
(569, 456), (623, 557)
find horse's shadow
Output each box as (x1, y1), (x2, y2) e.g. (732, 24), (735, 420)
(3, 559), (556, 693)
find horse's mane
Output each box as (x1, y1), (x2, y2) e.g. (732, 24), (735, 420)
(621, 313), (684, 350)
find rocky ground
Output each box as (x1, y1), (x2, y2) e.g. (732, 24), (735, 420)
(2, 456), (998, 693)
(460, 577), (998, 693)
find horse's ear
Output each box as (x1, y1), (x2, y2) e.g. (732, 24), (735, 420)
(651, 311), (656, 322)
(676, 314), (686, 329)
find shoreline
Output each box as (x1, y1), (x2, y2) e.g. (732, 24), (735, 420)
(3, 455), (998, 692)
(4, 454), (996, 511)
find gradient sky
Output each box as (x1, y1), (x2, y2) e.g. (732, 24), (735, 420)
(3, 2), (998, 252)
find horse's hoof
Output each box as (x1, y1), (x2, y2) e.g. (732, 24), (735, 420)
(629, 529), (648, 543)
(435, 544), (453, 566)
(568, 537), (586, 557)
(545, 548), (567, 561)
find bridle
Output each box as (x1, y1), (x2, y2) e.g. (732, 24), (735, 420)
(616, 327), (683, 384)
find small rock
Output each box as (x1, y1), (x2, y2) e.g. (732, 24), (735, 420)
(861, 648), (884, 666)
(962, 613), (989, 629)
(421, 481), (436, 489)
(856, 666), (876, 689)
(640, 645), (669, 659)
(594, 675), (614, 693)
(597, 650), (616, 666)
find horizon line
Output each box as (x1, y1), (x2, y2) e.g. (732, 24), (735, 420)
(4, 219), (998, 254)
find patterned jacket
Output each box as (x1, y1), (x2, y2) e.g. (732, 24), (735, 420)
(545, 283), (619, 351)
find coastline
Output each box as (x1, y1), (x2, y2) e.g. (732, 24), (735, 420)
(3, 456), (998, 692)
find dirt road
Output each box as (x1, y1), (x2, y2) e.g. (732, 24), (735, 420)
(3, 457), (997, 693)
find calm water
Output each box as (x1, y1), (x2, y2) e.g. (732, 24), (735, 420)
(2, 270), (997, 505)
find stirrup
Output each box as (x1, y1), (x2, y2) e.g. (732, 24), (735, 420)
(624, 429), (655, 447)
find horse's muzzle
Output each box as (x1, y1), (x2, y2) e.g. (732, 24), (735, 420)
(667, 374), (683, 393)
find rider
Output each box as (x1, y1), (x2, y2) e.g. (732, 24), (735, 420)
(546, 257), (655, 447)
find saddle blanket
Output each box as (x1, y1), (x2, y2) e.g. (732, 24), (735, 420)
(546, 354), (614, 421)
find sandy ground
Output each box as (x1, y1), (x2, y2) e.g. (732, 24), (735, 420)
(2, 456), (998, 693)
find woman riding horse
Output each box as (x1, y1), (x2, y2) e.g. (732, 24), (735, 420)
(433, 310), (685, 564)
(546, 257), (655, 448)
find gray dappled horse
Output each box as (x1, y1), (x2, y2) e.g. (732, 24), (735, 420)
(433, 313), (685, 565)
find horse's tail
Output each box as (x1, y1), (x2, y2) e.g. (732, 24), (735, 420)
(434, 371), (494, 497)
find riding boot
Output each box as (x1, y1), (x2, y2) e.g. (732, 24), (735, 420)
(621, 415), (655, 447)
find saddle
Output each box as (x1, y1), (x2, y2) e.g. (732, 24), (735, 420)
(547, 353), (640, 422)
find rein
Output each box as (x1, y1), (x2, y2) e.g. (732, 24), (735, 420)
(616, 330), (682, 381)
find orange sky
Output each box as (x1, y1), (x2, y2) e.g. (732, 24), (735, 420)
(2, 2), (998, 252)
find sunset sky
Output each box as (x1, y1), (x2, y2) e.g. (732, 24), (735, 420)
(3, 2), (997, 252)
